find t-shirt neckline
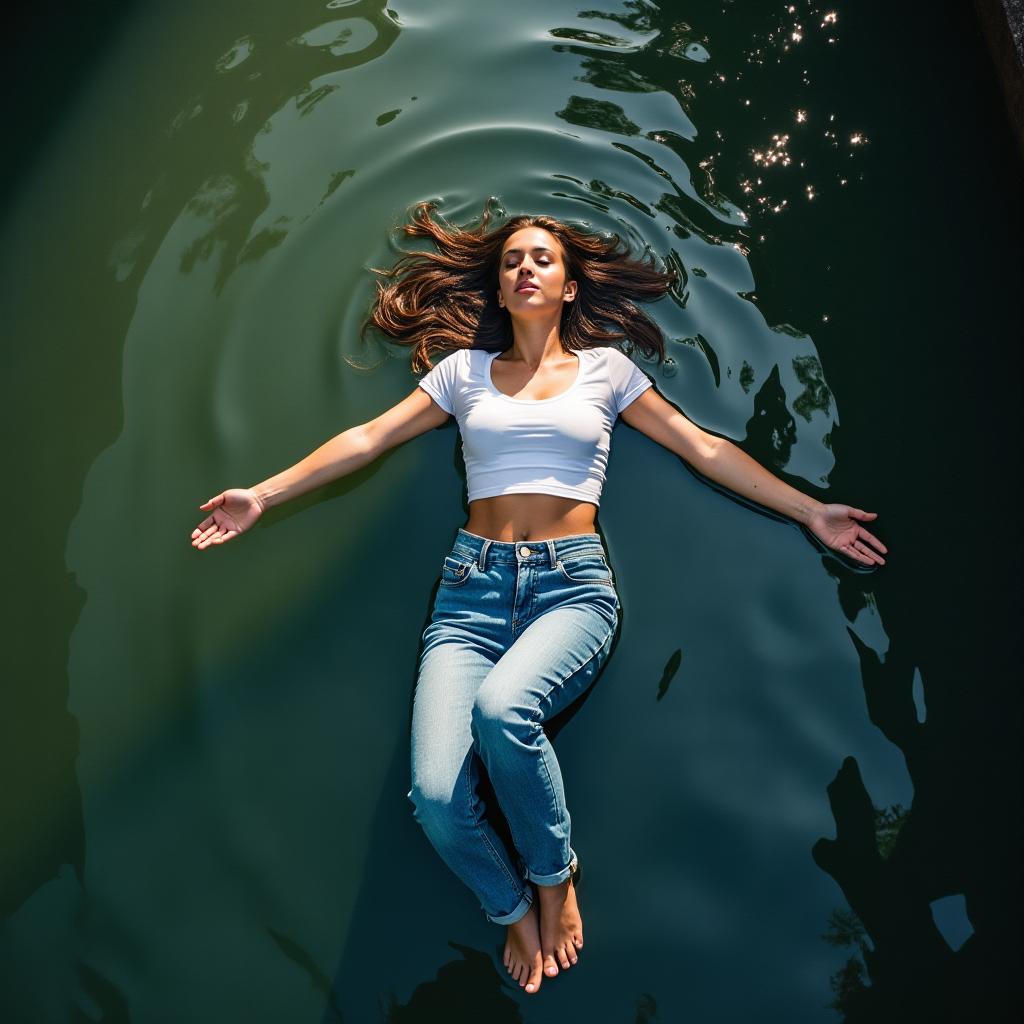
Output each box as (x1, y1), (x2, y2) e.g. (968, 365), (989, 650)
(484, 348), (584, 404)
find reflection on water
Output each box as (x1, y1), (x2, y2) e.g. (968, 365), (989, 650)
(0, 0), (1019, 1021)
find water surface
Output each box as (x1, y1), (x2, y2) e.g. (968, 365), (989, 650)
(1, 1), (1020, 1021)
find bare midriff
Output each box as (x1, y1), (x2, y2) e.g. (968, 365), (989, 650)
(463, 493), (598, 542)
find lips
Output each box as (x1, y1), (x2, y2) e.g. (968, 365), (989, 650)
(515, 283), (539, 292)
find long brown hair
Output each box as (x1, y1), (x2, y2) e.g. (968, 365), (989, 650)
(362, 200), (677, 372)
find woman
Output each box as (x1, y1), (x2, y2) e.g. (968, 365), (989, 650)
(190, 201), (887, 996)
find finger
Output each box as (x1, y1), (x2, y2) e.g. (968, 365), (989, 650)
(857, 527), (888, 554)
(191, 516), (214, 538)
(840, 542), (871, 565)
(853, 539), (884, 564)
(198, 525), (225, 549)
(199, 495), (224, 510)
(193, 524), (219, 548)
(849, 508), (878, 521)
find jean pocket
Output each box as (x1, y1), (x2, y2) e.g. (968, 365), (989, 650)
(439, 553), (476, 587)
(556, 552), (614, 586)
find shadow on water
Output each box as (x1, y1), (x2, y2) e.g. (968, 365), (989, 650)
(382, 954), (657, 1024)
(811, 590), (1020, 1019)
(380, 943), (522, 1023)
(797, 3), (1022, 1018)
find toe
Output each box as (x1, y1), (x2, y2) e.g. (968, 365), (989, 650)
(543, 953), (559, 977)
(525, 960), (543, 994)
(503, 946), (511, 968)
(558, 945), (571, 970)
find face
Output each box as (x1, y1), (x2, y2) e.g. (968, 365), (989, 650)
(496, 226), (577, 316)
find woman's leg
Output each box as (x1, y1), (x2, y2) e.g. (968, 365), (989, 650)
(407, 632), (534, 926)
(470, 601), (616, 888)
(408, 529), (617, 989)
(469, 568), (618, 980)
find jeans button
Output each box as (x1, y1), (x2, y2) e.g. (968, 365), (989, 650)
(518, 546), (531, 557)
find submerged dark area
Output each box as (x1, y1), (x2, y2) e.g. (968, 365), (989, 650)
(1, 1), (1020, 1021)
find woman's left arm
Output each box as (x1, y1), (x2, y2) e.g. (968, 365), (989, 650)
(621, 389), (888, 566)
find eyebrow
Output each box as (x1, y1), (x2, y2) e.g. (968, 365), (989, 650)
(503, 247), (556, 256)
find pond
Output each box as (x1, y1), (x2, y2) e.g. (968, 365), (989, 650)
(1, 1), (1020, 1021)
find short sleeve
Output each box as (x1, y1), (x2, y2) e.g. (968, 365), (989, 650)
(609, 348), (653, 416)
(417, 350), (459, 415)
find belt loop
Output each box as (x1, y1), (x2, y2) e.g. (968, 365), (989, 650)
(478, 539), (491, 572)
(545, 539), (557, 569)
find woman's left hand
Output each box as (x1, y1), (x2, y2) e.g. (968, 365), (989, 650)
(806, 504), (888, 566)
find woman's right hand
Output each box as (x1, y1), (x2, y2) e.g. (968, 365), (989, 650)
(191, 488), (265, 550)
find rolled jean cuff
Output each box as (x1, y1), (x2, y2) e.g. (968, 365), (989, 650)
(525, 850), (578, 887)
(486, 890), (533, 926)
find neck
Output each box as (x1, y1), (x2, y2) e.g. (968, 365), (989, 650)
(505, 317), (566, 366)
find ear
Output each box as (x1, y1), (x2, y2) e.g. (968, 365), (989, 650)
(497, 289), (505, 308)
(563, 279), (578, 302)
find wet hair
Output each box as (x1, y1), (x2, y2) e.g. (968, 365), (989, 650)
(361, 200), (677, 373)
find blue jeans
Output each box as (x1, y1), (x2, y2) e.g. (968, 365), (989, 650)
(407, 528), (620, 925)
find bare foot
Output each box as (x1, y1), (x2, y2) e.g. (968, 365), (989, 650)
(502, 901), (544, 994)
(536, 876), (584, 977)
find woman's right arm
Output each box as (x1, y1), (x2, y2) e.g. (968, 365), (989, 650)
(191, 387), (450, 549)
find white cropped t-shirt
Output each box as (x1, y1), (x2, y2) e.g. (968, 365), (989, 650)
(417, 345), (653, 506)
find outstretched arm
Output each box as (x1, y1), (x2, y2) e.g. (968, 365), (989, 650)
(620, 388), (887, 566)
(191, 386), (450, 549)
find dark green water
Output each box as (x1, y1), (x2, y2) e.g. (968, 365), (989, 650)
(2, 1), (1020, 1021)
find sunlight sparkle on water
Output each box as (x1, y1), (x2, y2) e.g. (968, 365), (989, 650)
(752, 133), (792, 167)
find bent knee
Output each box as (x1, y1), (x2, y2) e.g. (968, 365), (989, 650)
(408, 782), (460, 832)
(471, 692), (535, 737)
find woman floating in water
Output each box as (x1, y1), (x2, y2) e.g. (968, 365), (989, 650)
(191, 201), (887, 995)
